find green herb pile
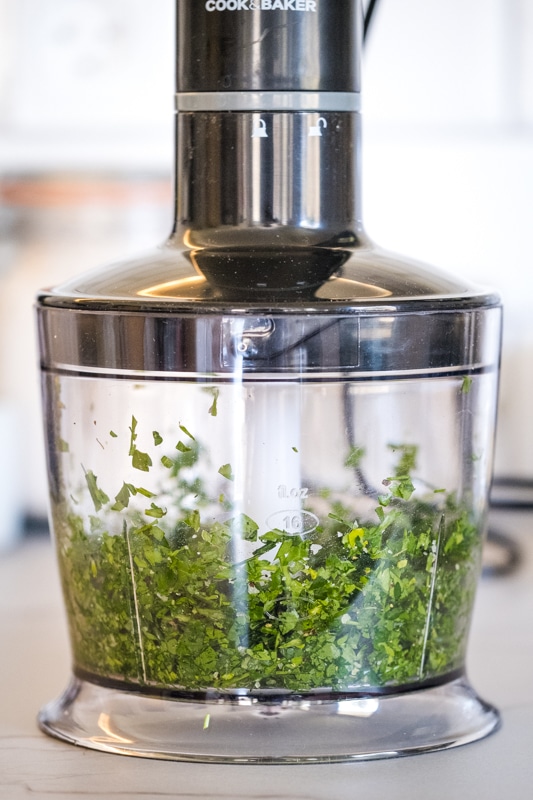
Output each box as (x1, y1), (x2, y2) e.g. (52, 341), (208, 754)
(53, 415), (482, 694)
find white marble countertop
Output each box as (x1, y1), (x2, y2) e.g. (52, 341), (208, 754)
(1, 507), (533, 800)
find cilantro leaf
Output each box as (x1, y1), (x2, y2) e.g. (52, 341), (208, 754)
(84, 469), (109, 512)
(208, 388), (219, 417)
(218, 463), (234, 481)
(111, 482), (131, 512)
(132, 449), (152, 472)
(461, 375), (473, 394)
(179, 424), (195, 440)
(345, 445), (365, 469)
(128, 416), (138, 456)
(184, 509), (200, 532)
(145, 503), (167, 519)
(229, 514), (259, 541)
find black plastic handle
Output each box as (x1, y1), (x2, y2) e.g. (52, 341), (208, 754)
(176, 0), (361, 94)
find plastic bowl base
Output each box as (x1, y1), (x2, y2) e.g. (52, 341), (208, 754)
(38, 675), (500, 763)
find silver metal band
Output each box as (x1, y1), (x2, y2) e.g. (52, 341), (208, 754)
(175, 91), (361, 113)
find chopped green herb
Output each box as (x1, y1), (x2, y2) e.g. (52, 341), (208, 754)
(153, 431), (163, 446)
(111, 483), (131, 512)
(128, 416), (138, 456)
(208, 388), (219, 417)
(292, 446), (299, 453)
(389, 444), (417, 477)
(127, 416), (153, 471)
(179, 424), (195, 440)
(184, 509), (200, 532)
(218, 493), (233, 512)
(132, 449), (152, 472)
(218, 463), (234, 481)
(229, 513), (259, 541)
(58, 438), (69, 453)
(83, 469), (109, 512)
(109, 430), (118, 438)
(345, 445), (365, 469)
(135, 486), (156, 499)
(176, 441), (192, 453)
(145, 503), (167, 519)
(55, 420), (481, 695)
(388, 475), (415, 501)
(461, 376), (473, 394)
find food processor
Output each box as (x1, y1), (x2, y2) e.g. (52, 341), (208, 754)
(37, 0), (502, 762)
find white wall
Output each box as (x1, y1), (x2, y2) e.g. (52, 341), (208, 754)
(0, 0), (175, 170)
(362, 0), (533, 477)
(0, 0), (176, 517)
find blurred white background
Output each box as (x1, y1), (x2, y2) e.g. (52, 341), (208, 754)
(362, 0), (533, 480)
(0, 0), (531, 533)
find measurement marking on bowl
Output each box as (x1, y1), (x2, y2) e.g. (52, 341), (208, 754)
(266, 510), (319, 536)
